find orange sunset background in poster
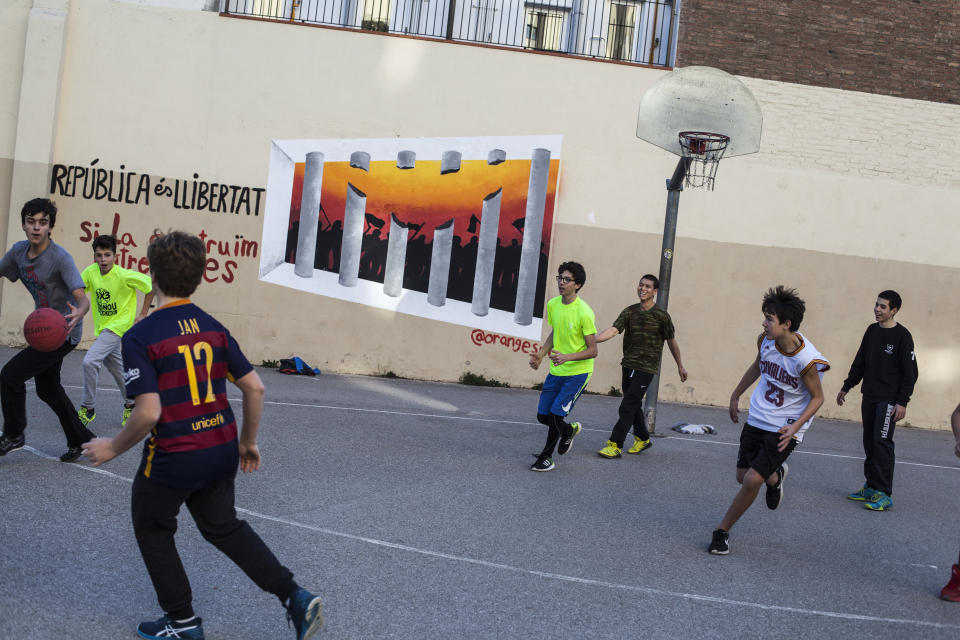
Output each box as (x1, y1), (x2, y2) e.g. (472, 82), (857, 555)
(286, 159), (559, 245)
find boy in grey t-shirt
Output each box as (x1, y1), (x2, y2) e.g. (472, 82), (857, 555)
(0, 198), (94, 462)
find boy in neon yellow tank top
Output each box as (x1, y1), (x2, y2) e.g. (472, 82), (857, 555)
(528, 261), (597, 471)
(77, 235), (154, 428)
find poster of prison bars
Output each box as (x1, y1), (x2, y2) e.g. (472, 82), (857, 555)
(258, 136), (562, 340)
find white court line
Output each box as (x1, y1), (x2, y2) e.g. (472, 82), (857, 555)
(253, 397), (960, 472)
(58, 383), (959, 471)
(21, 447), (960, 632)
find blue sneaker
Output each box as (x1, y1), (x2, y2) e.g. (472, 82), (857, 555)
(864, 491), (893, 511)
(287, 587), (323, 639)
(847, 484), (873, 501)
(136, 615), (204, 639)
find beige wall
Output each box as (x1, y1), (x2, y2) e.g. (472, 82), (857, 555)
(1, 0), (958, 428)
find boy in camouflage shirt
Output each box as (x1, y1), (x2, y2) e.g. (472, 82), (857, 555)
(596, 274), (688, 457)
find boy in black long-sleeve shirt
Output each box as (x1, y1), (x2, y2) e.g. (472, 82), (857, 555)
(836, 290), (918, 511)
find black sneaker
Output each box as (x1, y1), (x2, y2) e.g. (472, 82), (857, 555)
(136, 614), (204, 639)
(709, 528), (730, 555)
(530, 456), (555, 472)
(765, 463), (788, 510)
(557, 422), (582, 455)
(0, 434), (25, 456)
(60, 446), (83, 463)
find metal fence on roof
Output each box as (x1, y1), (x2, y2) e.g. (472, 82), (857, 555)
(221, 0), (678, 67)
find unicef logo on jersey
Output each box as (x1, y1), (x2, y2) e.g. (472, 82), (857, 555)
(95, 288), (118, 316)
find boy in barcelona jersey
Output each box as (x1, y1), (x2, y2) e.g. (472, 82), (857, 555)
(82, 231), (323, 640)
(709, 286), (829, 556)
(77, 234), (154, 429)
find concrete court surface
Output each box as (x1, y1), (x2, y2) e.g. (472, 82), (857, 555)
(1, 345), (959, 639)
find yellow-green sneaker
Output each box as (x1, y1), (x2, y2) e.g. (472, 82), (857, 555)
(122, 405), (134, 427)
(627, 437), (652, 454)
(598, 440), (622, 458)
(77, 406), (96, 427)
(864, 491), (892, 511)
(557, 422), (582, 455)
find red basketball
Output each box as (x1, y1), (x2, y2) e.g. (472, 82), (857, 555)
(23, 308), (69, 352)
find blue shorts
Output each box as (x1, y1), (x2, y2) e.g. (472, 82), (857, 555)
(537, 373), (591, 416)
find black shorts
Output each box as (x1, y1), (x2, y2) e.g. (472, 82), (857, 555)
(736, 423), (797, 480)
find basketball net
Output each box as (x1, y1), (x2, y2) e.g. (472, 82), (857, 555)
(678, 131), (730, 191)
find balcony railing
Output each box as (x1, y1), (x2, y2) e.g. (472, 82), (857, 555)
(221, 0), (678, 66)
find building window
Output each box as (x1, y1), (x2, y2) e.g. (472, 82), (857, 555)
(524, 7), (565, 52)
(363, 0), (391, 31)
(606, 1), (637, 61)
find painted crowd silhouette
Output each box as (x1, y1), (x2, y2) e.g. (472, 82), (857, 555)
(284, 208), (548, 318)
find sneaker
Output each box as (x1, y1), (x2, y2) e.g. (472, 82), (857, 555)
(847, 484), (873, 501)
(530, 456), (555, 472)
(765, 463), (788, 510)
(136, 614), (205, 639)
(122, 405), (134, 427)
(940, 564), (960, 602)
(60, 446), (84, 463)
(864, 491), (893, 511)
(286, 587), (324, 640)
(557, 422), (582, 455)
(627, 436), (652, 455)
(598, 441), (622, 458)
(77, 406), (96, 427)
(0, 434), (26, 456)
(709, 528), (730, 555)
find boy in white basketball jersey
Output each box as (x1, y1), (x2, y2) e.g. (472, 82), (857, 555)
(709, 286), (829, 555)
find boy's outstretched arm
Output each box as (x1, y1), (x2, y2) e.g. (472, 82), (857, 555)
(729, 354), (761, 423)
(82, 393), (161, 466)
(777, 366), (825, 451)
(595, 327), (619, 343)
(233, 370), (265, 473)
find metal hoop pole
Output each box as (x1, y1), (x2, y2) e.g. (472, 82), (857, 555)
(644, 155), (687, 436)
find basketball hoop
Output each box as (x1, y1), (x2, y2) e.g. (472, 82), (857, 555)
(678, 131), (730, 191)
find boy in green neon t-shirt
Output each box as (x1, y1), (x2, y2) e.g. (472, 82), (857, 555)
(528, 261), (597, 471)
(78, 235), (154, 427)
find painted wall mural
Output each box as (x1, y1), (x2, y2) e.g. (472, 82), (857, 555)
(258, 136), (562, 340)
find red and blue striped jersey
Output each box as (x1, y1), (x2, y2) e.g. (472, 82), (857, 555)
(121, 300), (253, 488)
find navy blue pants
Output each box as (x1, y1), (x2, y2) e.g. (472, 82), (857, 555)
(132, 473), (297, 620)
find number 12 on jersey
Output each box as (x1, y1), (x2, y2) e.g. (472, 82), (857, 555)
(179, 342), (216, 405)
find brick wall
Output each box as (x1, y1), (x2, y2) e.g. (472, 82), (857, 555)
(676, 0), (960, 105)
(740, 77), (960, 188)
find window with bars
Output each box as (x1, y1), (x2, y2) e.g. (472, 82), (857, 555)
(524, 7), (565, 52)
(362, 0), (391, 31)
(606, 1), (637, 61)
